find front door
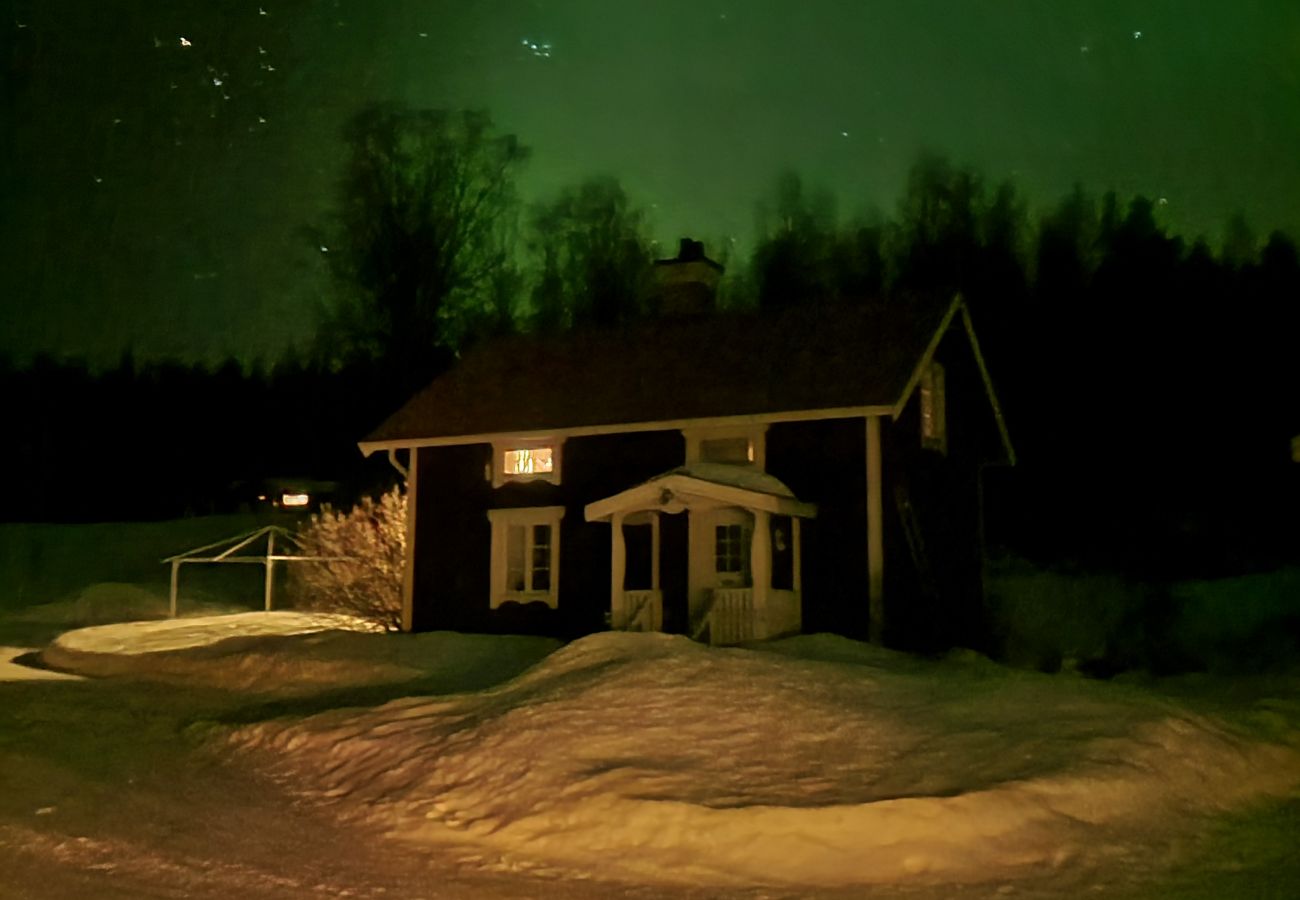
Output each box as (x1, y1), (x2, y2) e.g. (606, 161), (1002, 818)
(659, 512), (689, 633)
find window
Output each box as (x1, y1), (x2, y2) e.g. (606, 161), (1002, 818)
(713, 511), (752, 587)
(920, 361), (947, 453)
(491, 440), (562, 487)
(683, 425), (767, 469)
(488, 507), (564, 608)
(699, 437), (753, 465)
(503, 447), (553, 476)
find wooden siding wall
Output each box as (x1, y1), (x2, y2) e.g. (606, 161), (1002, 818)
(766, 419), (868, 637)
(881, 327), (1001, 651)
(410, 432), (683, 636)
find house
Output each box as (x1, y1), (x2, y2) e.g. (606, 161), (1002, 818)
(360, 240), (1015, 650)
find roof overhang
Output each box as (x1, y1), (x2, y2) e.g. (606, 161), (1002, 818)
(359, 405), (890, 457)
(359, 294), (1014, 467)
(585, 473), (818, 522)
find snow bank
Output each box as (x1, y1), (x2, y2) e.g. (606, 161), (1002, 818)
(229, 632), (1300, 887)
(35, 613), (560, 696)
(49, 610), (382, 656)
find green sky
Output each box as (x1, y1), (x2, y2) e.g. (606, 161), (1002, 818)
(2, 0), (1298, 365)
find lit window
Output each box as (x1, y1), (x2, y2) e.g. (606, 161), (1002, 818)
(492, 441), (562, 487)
(488, 507), (564, 608)
(920, 361), (947, 453)
(280, 492), (310, 508)
(503, 447), (553, 476)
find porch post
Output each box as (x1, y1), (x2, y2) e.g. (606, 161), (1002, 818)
(400, 449), (419, 633)
(866, 415), (885, 644)
(792, 517), (802, 594)
(750, 509), (771, 612)
(610, 511), (626, 629)
(650, 511), (661, 591)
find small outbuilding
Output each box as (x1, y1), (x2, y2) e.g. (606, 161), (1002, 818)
(361, 240), (1014, 649)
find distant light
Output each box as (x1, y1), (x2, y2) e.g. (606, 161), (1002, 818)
(281, 492), (310, 508)
(418, 32), (428, 38)
(257, 494), (268, 501)
(212, 76), (223, 86)
(179, 37), (192, 47)
(319, 245), (329, 253)
(259, 6), (268, 14)
(841, 130), (849, 137)
(1133, 30), (1142, 40)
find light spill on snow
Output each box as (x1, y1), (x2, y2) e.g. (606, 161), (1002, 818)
(48, 610), (382, 656)
(0, 646), (83, 681)
(229, 632), (1300, 887)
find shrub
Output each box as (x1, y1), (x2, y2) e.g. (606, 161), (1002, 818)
(289, 486), (406, 630)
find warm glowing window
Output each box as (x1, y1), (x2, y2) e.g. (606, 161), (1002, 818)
(920, 361), (947, 453)
(488, 507), (564, 608)
(503, 447), (553, 476)
(493, 441), (562, 487)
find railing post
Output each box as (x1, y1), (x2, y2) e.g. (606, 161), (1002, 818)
(169, 559), (180, 617)
(264, 529), (275, 612)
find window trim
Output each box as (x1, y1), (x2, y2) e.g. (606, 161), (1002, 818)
(491, 438), (563, 488)
(487, 506), (565, 609)
(920, 361), (947, 454)
(711, 508), (753, 588)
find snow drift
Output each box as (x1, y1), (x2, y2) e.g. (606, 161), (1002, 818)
(229, 632), (1300, 887)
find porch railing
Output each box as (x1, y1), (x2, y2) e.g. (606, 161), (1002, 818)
(620, 589), (662, 632)
(692, 588), (755, 646)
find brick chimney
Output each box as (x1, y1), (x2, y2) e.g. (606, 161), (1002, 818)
(652, 238), (723, 317)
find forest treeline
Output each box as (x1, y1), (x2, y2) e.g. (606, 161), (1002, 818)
(3, 106), (1298, 578)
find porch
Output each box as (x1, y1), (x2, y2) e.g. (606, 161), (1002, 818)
(587, 463), (816, 645)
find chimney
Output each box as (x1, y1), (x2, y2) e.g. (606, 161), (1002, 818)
(652, 238), (724, 317)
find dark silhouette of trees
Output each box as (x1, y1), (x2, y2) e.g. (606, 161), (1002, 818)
(527, 176), (653, 330)
(316, 106), (529, 392)
(749, 171), (839, 311)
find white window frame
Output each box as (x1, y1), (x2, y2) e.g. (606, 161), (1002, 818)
(487, 506), (565, 609)
(920, 361), (947, 454)
(490, 438), (563, 488)
(711, 508), (753, 588)
(682, 424), (767, 470)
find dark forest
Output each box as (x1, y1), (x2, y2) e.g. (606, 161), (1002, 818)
(4, 110), (1298, 587)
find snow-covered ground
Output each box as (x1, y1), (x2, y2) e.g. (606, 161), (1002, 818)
(228, 631), (1300, 889)
(3, 602), (1300, 898)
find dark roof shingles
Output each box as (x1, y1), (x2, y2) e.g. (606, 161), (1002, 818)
(364, 299), (948, 444)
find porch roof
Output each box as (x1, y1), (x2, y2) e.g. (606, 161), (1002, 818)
(584, 463), (818, 522)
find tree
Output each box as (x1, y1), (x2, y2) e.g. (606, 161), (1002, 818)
(527, 176), (653, 330)
(317, 106), (529, 388)
(750, 171), (838, 310)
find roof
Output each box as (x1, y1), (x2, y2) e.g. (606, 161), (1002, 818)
(362, 295), (971, 453)
(585, 463), (818, 522)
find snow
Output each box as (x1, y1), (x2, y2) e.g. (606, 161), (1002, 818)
(226, 631), (1300, 888)
(49, 610), (382, 656)
(669, 462), (798, 498)
(0, 646), (82, 681)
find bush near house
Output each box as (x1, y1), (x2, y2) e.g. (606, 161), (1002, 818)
(290, 486), (406, 631)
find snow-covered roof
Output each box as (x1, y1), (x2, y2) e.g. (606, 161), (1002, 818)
(585, 463), (816, 521)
